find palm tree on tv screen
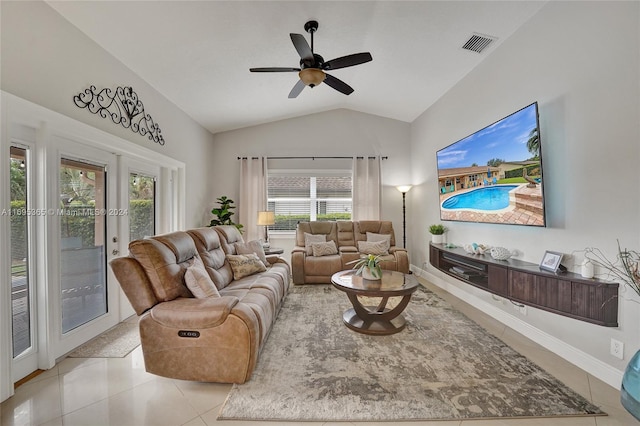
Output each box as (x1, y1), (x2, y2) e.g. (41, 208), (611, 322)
(527, 128), (540, 159)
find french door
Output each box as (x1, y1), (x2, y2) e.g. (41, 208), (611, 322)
(1, 92), (185, 402)
(49, 137), (120, 359)
(9, 144), (38, 382)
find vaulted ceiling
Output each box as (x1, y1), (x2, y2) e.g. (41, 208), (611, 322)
(47, 1), (546, 134)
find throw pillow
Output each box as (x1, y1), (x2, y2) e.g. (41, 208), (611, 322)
(311, 241), (338, 257)
(357, 240), (390, 256)
(366, 232), (391, 251)
(234, 240), (269, 267)
(226, 253), (267, 280)
(304, 232), (326, 256)
(184, 256), (220, 298)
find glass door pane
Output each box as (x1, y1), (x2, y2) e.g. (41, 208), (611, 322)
(59, 158), (107, 333)
(129, 173), (155, 241)
(10, 147), (31, 358)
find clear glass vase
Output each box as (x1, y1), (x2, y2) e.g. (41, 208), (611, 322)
(621, 349), (640, 421)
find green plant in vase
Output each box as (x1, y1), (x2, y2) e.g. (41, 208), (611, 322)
(429, 224), (448, 244)
(429, 224), (447, 235)
(347, 254), (382, 280)
(209, 196), (244, 233)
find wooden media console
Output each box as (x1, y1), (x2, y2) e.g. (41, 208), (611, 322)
(429, 243), (619, 327)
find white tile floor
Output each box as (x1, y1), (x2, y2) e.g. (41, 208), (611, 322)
(1, 279), (637, 426)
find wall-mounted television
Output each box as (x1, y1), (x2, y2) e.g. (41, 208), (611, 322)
(436, 102), (545, 227)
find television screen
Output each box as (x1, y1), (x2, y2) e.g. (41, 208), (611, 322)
(436, 102), (545, 227)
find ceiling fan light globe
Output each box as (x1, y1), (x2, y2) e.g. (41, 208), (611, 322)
(299, 68), (325, 86)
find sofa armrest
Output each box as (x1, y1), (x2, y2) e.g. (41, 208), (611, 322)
(389, 247), (407, 254)
(291, 250), (306, 284)
(291, 246), (306, 253)
(391, 247), (410, 273)
(150, 296), (240, 329)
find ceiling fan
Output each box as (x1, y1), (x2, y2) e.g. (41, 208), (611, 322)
(250, 20), (373, 98)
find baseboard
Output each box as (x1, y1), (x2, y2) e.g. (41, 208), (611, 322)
(410, 264), (624, 389)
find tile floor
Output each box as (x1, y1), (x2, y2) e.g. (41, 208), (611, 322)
(1, 279), (637, 426)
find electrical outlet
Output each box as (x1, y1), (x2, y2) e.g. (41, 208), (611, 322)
(611, 338), (624, 360)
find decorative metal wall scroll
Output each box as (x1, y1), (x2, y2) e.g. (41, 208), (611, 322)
(73, 85), (165, 145)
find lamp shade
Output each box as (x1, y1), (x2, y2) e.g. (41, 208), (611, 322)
(396, 185), (413, 194)
(257, 211), (275, 226)
(299, 68), (326, 87)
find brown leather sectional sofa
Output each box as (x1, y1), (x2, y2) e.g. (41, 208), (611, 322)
(110, 225), (290, 384)
(291, 220), (409, 284)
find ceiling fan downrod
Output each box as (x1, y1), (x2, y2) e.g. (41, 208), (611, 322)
(304, 20), (318, 54)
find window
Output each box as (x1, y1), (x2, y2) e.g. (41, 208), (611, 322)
(267, 172), (352, 231)
(129, 173), (156, 241)
(10, 146), (32, 358)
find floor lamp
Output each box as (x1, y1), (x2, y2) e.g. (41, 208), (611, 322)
(396, 186), (412, 248)
(257, 211), (275, 248)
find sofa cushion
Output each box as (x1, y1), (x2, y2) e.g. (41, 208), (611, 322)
(235, 240), (268, 267)
(185, 256), (220, 298)
(367, 232), (391, 247)
(304, 254), (342, 277)
(128, 235), (193, 302)
(215, 225), (244, 255)
(357, 240), (390, 256)
(296, 221), (337, 247)
(304, 232), (326, 255)
(187, 227), (234, 290)
(355, 221), (396, 246)
(226, 253), (267, 280)
(311, 241), (338, 257)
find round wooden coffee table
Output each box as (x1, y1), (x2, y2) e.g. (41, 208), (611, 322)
(331, 270), (419, 335)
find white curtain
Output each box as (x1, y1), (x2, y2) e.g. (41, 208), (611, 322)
(239, 157), (268, 242)
(352, 156), (381, 221)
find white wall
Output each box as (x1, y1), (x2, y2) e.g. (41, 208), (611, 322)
(410, 1), (640, 383)
(210, 108), (413, 244)
(0, 1), (215, 227)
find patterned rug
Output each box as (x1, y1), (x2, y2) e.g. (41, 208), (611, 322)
(219, 284), (606, 422)
(68, 321), (140, 358)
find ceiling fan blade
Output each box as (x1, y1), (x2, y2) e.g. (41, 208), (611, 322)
(323, 74), (354, 95)
(250, 67), (301, 72)
(323, 52), (373, 70)
(288, 79), (306, 99)
(290, 33), (313, 61)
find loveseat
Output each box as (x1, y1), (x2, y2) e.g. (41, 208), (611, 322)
(291, 220), (409, 284)
(110, 225), (290, 384)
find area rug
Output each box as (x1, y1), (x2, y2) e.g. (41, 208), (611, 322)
(218, 285), (605, 422)
(68, 321), (140, 358)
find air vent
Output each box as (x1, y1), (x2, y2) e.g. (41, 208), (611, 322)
(462, 33), (497, 53)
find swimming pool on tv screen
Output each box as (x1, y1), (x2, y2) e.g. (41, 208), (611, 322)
(441, 185), (519, 211)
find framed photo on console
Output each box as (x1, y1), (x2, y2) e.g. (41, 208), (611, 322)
(540, 250), (564, 272)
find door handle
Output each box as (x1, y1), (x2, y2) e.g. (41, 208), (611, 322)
(112, 249), (119, 256)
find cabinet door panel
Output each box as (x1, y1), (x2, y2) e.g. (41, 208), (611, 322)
(509, 270), (534, 302)
(488, 265), (508, 295)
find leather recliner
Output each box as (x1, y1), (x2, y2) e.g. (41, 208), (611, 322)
(110, 226), (290, 383)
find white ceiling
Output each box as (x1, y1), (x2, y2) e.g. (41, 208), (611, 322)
(47, 1), (546, 134)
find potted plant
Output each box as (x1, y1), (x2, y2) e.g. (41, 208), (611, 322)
(209, 196), (244, 233)
(429, 224), (447, 244)
(347, 254), (382, 281)
(584, 241), (640, 420)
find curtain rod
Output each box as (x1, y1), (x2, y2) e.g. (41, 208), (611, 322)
(237, 156), (388, 160)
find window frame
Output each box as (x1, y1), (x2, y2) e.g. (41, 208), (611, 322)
(267, 168), (353, 233)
